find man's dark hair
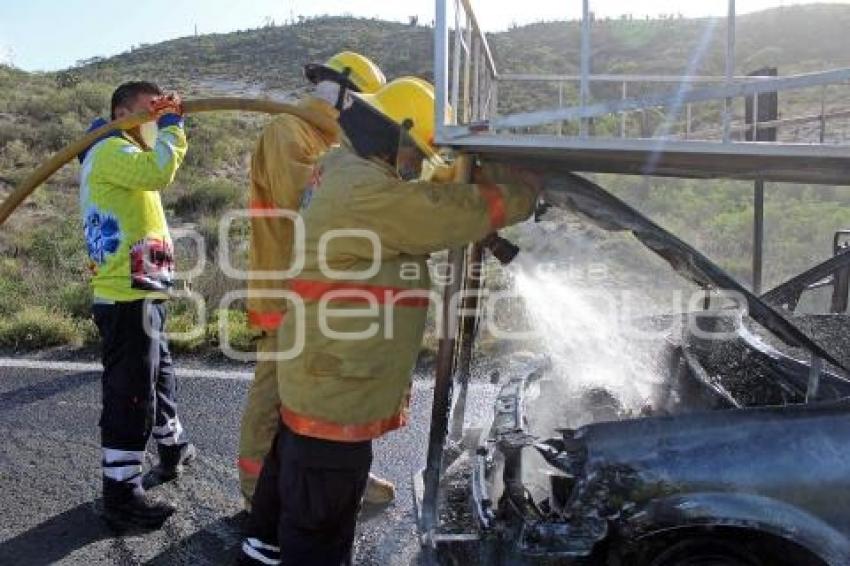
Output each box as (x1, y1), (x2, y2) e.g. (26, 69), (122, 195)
(110, 81), (162, 119)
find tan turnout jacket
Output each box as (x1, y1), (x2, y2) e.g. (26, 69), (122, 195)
(247, 97), (340, 330)
(276, 144), (539, 442)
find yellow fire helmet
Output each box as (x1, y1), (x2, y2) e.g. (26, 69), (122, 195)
(400, 77), (455, 124)
(304, 51), (386, 94)
(353, 76), (446, 159)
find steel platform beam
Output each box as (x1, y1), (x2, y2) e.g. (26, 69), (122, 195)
(442, 134), (850, 185)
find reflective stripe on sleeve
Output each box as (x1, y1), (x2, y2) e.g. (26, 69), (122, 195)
(249, 199), (278, 211)
(248, 310), (285, 330)
(477, 183), (507, 230)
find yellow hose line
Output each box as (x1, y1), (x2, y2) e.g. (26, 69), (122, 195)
(0, 97), (331, 227)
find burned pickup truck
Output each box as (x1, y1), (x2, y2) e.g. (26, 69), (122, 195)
(416, 173), (850, 566)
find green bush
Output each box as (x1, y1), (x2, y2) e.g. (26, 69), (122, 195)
(0, 274), (25, 316)
(207, 309), (258, 352)
(0, 139), (31, 169)
(73, 82), (111, 115)
(165, 307), (257, 354)
(78, 317), (100, 347)
(24, 218), (87, 272)
(183, 114), (255, 170)
(58, 282), (93, 319)
(195, 214), (221, 258)
(167, 309), (206, 353)
(170, 177), (242, 218)
(40, 112), (84, 151)
(0, 306), (83, 351)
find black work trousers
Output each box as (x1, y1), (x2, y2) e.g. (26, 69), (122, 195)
(93, 300), (185, 487)
(251, 423), (372, 566)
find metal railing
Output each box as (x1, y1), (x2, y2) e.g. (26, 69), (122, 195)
(433, 0), (850, 150)
(490, 71), (850, 139)
(434, 0), (497, 131)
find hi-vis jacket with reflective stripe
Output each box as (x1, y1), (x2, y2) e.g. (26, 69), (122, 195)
(276, 144), (538, 442)
(79, 120), (187, 302)
(247, 97), (341, 330)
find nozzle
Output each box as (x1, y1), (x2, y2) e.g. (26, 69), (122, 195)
(482, 234), (520, 265)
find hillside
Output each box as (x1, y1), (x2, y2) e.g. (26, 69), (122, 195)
(72, 18), (433, 94)
(494, 4), (850, 78)
(2, 6), (850, 352)
(68, 6), (850, 90)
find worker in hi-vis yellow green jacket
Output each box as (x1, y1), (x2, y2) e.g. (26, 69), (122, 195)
(78, 81), (195, 531)
(238, 77), (542, 566)
(237, 52), (398, 510)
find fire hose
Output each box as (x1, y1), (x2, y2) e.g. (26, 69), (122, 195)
(0, 97), (337, 227)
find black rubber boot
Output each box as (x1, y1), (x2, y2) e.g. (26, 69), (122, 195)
(146, 443), (197, 487)
(102, 478), (175, 531)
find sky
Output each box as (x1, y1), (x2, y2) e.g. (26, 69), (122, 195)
(1, 0), (848, 71)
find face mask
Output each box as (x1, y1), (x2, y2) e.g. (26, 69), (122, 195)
(315, 80), (341, 105)
(315, 81), (354, 111)
(138, 121), (158, 149)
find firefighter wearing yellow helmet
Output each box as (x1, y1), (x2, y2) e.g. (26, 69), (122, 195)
(304, 51), (387, 97)
(239, 77), (543, 565)
(236, 51), (388, 514)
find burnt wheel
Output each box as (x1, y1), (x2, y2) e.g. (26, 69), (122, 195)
(649, 538), (762, 566)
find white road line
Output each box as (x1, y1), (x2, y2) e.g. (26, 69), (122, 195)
(0, 359), (493, 392)
(0, 358), (254, 380)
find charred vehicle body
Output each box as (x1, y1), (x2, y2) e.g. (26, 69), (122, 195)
(416, 171), (850, 566)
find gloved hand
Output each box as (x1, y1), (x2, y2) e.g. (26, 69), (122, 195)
(474, 162), (543, 195)
(149, 93), (184, 129)
(148, 93), (184, 117)
(421, 159), (457, 183)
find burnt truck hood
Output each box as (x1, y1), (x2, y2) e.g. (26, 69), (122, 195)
(568, 399), (850, 482)
(477, 374), (850, 563)
(473, 324), (850, 562)
(545, 401), (850, 562)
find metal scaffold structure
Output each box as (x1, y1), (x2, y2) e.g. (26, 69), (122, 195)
(433, 0), (850, 186)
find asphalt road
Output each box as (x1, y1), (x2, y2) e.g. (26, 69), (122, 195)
(0, 359), (499, 565)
